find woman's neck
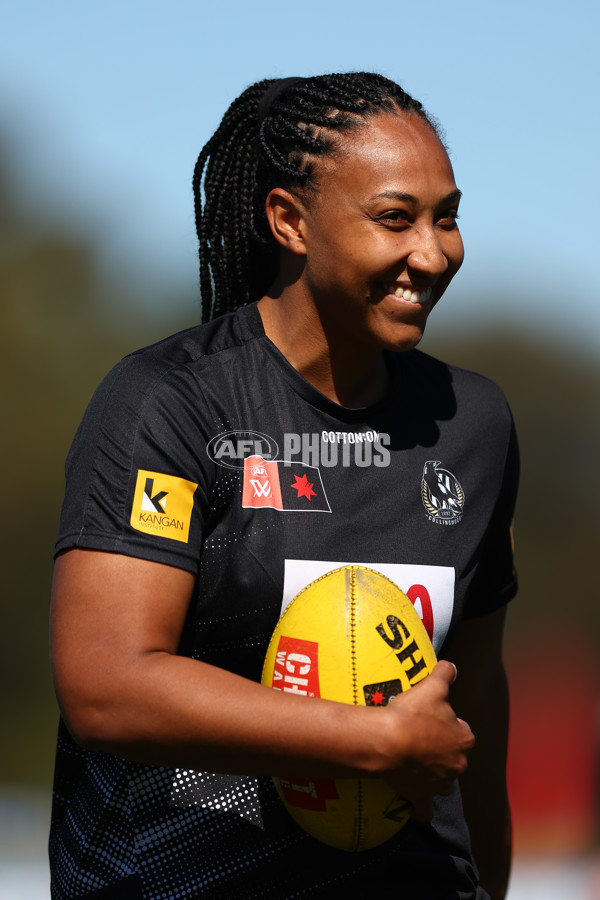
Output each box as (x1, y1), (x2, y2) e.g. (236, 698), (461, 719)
(257, 291), (389, 409)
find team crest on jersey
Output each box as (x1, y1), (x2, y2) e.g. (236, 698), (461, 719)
(421, 460), (465, 525)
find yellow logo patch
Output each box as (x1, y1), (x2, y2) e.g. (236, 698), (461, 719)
(130, 470), (197, 543)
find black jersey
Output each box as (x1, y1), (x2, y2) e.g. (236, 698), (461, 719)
(50, 303), (518, 899)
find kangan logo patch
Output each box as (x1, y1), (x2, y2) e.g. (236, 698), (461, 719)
(421, 460), (465, 525)
(130, 470), (197, 543)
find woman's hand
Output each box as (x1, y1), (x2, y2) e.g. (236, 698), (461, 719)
(380, 661), (475, 819)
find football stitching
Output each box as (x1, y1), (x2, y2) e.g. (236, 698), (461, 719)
(349, 566), (366, 851)
(349, 566), (358, 707)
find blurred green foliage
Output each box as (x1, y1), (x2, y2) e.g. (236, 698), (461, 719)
(425, 331), (600, 644)
(1, 148), (598, 792)
(1, 155), (195, 788)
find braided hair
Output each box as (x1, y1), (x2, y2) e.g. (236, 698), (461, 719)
(192, 73), (439, 321)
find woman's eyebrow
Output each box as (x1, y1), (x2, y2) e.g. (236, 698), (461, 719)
(442, 190), (463, 205)
(368, 189), (463, 205)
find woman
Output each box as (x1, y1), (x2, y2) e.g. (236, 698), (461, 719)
(50, 73), (518, 899)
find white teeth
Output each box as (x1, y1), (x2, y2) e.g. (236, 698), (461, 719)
(389, 285), (432, 305)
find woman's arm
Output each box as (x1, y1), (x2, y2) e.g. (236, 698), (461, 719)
(51, 548), (474, 817)
(445, 606), (512, 900)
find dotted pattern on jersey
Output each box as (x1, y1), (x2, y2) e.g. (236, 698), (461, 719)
(50, 721), (478, 899)
(171, 770), (264, 828)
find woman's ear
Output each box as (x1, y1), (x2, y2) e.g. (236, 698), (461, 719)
(265, 188), (308, 256)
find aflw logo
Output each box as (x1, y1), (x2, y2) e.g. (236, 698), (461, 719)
(248, 464), (272, 498)
(241, 455), (331, 513)
(130, 469), (197, 544)
(251, 481), (272, 497)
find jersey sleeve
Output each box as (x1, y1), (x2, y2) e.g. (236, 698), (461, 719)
(463, 412), (520, 617)
(55, 352), (215, 574)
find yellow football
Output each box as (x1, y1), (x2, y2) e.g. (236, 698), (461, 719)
(261, 565), (437, 852)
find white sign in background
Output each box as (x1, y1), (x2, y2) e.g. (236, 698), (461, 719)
(282, 559), (455, 654)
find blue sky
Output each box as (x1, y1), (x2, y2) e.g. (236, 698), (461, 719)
(1, 0), (599, 352)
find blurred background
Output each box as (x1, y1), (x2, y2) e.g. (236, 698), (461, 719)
(1, 1), (599, 896)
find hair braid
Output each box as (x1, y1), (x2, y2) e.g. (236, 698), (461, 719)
(193, 73), (440, 321)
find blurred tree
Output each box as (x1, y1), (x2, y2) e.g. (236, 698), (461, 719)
(425, 331), (600, 642)
(0, 146), (195, 786)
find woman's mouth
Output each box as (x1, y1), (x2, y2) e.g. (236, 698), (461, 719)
(384, 284), (433, 305)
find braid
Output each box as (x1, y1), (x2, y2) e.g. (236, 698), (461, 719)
(193, 73), (439, 321)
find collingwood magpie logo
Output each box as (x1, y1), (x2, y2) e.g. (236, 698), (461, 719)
(130, 469), (198, 543)
(421, 460), (465, 525)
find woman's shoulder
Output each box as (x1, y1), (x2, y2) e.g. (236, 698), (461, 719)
(403, 347), (513, 412)
(68, 308), (263, 456)
(121, 305), (259, 374)
(93, 306), (260, 401)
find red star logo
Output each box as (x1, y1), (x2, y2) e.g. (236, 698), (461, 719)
(370, 690), (386, 706)
(291, 473), (317, 501)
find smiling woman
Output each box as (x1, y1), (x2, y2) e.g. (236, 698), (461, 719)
(49, 73), (518, 900)
(258, 111), (464, 401)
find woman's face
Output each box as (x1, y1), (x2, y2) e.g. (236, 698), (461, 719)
(296, 111), (464, 353)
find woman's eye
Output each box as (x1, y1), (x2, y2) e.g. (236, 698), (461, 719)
(376, 210), (410, 225)
(437, 210), (460, 229)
